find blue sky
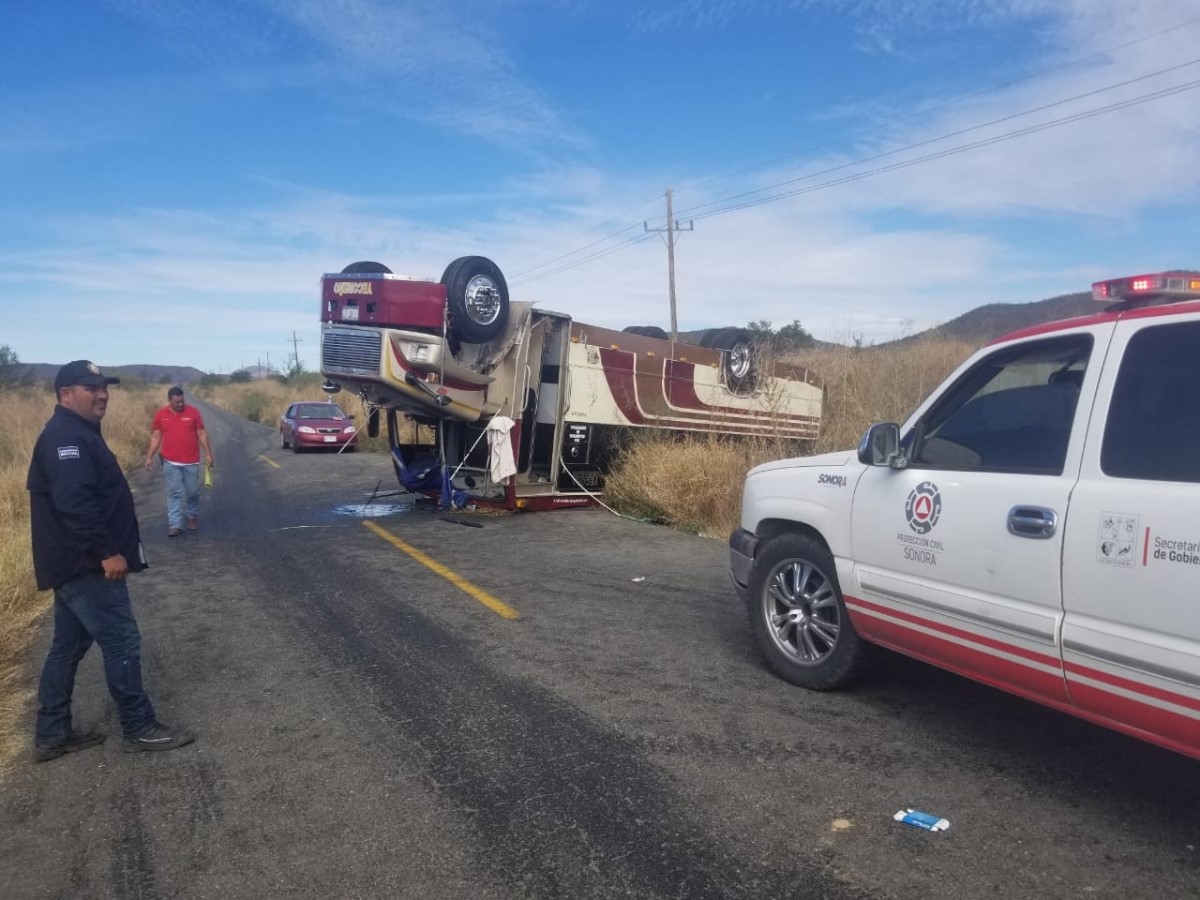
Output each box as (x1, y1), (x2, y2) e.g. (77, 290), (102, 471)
(2, 0), (1198, 374)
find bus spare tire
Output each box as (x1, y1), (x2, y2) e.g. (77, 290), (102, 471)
(440, 256), (510, 344)
(341, 261), (393, 274)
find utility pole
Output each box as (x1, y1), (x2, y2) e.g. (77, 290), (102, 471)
(644, 188), (693, 342)
(289, 330), (303, 375)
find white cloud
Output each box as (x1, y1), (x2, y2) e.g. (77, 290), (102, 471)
(6, 0), (1200, 370)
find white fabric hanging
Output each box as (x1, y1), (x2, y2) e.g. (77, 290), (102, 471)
(485, 416), (517, 483)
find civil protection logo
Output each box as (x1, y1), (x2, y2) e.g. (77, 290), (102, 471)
(905, 481), (942, 534)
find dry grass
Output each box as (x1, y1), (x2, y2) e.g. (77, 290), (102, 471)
(796, 337), (978, 453)
(603, 432), (805, 539)
(605, 336), (978, 534)
(0, 385), (161, 773)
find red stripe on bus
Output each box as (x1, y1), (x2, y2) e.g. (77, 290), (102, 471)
(663, 360), (818, 424)
(597, 349), (817, 437)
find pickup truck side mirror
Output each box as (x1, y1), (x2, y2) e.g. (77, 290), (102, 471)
(858, 422), (905, 467)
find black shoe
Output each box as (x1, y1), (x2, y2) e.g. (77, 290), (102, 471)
(122, 722), (195, 753)
(34, 731), (106, 763)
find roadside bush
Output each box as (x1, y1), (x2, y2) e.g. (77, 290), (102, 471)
(236, 390), (272, 424)
(604, 432), (806, 537)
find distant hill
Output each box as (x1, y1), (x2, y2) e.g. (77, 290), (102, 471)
(882, 291), (1096, 347)
(18, 363), (209, 386)
(675, 289), (1099, 351)
(11, 291), (1102, 389)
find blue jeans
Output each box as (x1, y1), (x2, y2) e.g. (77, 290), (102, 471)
(36, 573), (157, 745)
(163, 462), (200, 529)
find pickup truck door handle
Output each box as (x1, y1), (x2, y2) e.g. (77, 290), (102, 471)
(1007, 506), (1058, 539)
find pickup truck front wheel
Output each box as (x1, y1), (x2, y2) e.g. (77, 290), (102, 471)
(747, 532), (868, 690)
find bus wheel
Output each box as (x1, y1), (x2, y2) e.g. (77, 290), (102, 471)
(710, 327), (756, 391)
(441, 256), (510, 344)
(622, 325), (669, 340)
(341, 261), (393, 274)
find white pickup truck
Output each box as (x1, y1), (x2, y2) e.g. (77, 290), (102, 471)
(729, 271), (1200, 761)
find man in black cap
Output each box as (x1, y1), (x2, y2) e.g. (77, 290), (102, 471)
(27, 360), (194, 761)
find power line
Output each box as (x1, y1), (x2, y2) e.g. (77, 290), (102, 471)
(675, 56), (1200, 220)
(516, 73), (1200, 285)
(674, 15), (1200, 197)
(509, 221), (643, 280)
(509, 198), (661, 280)
(690, 77), (1200, 221)
(509, 19), (1200, 286)
(511, 232), (655, 286)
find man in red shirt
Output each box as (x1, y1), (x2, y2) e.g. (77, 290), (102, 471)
(144, 386), (215, 536)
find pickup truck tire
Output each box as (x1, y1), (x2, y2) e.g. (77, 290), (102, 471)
(440, 256), (510, 344)
(747, 532), (869, 690)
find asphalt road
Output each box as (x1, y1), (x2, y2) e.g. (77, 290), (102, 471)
(1, 400), (1197, 900)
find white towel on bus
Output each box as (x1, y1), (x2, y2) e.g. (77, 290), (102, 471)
(486, 416), (517, 483)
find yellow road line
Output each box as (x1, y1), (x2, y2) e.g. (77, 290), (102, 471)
(361, 519), (520, 620)
(258, 455), (281, 468)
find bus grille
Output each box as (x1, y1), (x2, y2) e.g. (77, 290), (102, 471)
(322, 328), (382, 375)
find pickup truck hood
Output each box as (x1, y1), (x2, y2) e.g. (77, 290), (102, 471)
(748, 449), (854, 477)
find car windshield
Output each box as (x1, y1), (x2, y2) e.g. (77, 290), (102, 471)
(296, 405), (346, 420)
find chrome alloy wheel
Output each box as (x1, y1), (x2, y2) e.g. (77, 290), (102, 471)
(728, 341), (752, 379)
(463, 274), (503, 326)
(762, 558), (841, 665)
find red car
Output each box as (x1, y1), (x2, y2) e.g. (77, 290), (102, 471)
(280, 402), (358, 452)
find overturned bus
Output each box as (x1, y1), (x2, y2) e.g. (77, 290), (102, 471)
(319, 256), (823, 510)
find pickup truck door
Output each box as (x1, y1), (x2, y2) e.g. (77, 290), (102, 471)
(1059, 314), (1200, 758)
(849, 331), (1102, 708)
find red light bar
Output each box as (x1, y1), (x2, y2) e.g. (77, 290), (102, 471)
(1092, 270), (1200, 304)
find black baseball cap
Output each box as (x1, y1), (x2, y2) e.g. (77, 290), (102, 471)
(54, 360), (121, 392)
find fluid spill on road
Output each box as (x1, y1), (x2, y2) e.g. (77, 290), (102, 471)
(332, 502), (411, 518)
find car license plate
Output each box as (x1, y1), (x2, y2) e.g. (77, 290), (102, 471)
(342, 306), (359, 321)
(324, 435), (336, 442)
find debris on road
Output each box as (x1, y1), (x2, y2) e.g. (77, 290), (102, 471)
(894, 809), (950, 832)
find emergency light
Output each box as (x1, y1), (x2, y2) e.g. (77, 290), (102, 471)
(1092, 271), (1200, 303)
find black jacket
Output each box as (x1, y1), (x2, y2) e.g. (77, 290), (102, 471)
(27, 405), (147, 590)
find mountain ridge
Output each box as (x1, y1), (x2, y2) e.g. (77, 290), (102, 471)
(15, 363), (209, 385)
(12, 289), (1104, 383)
